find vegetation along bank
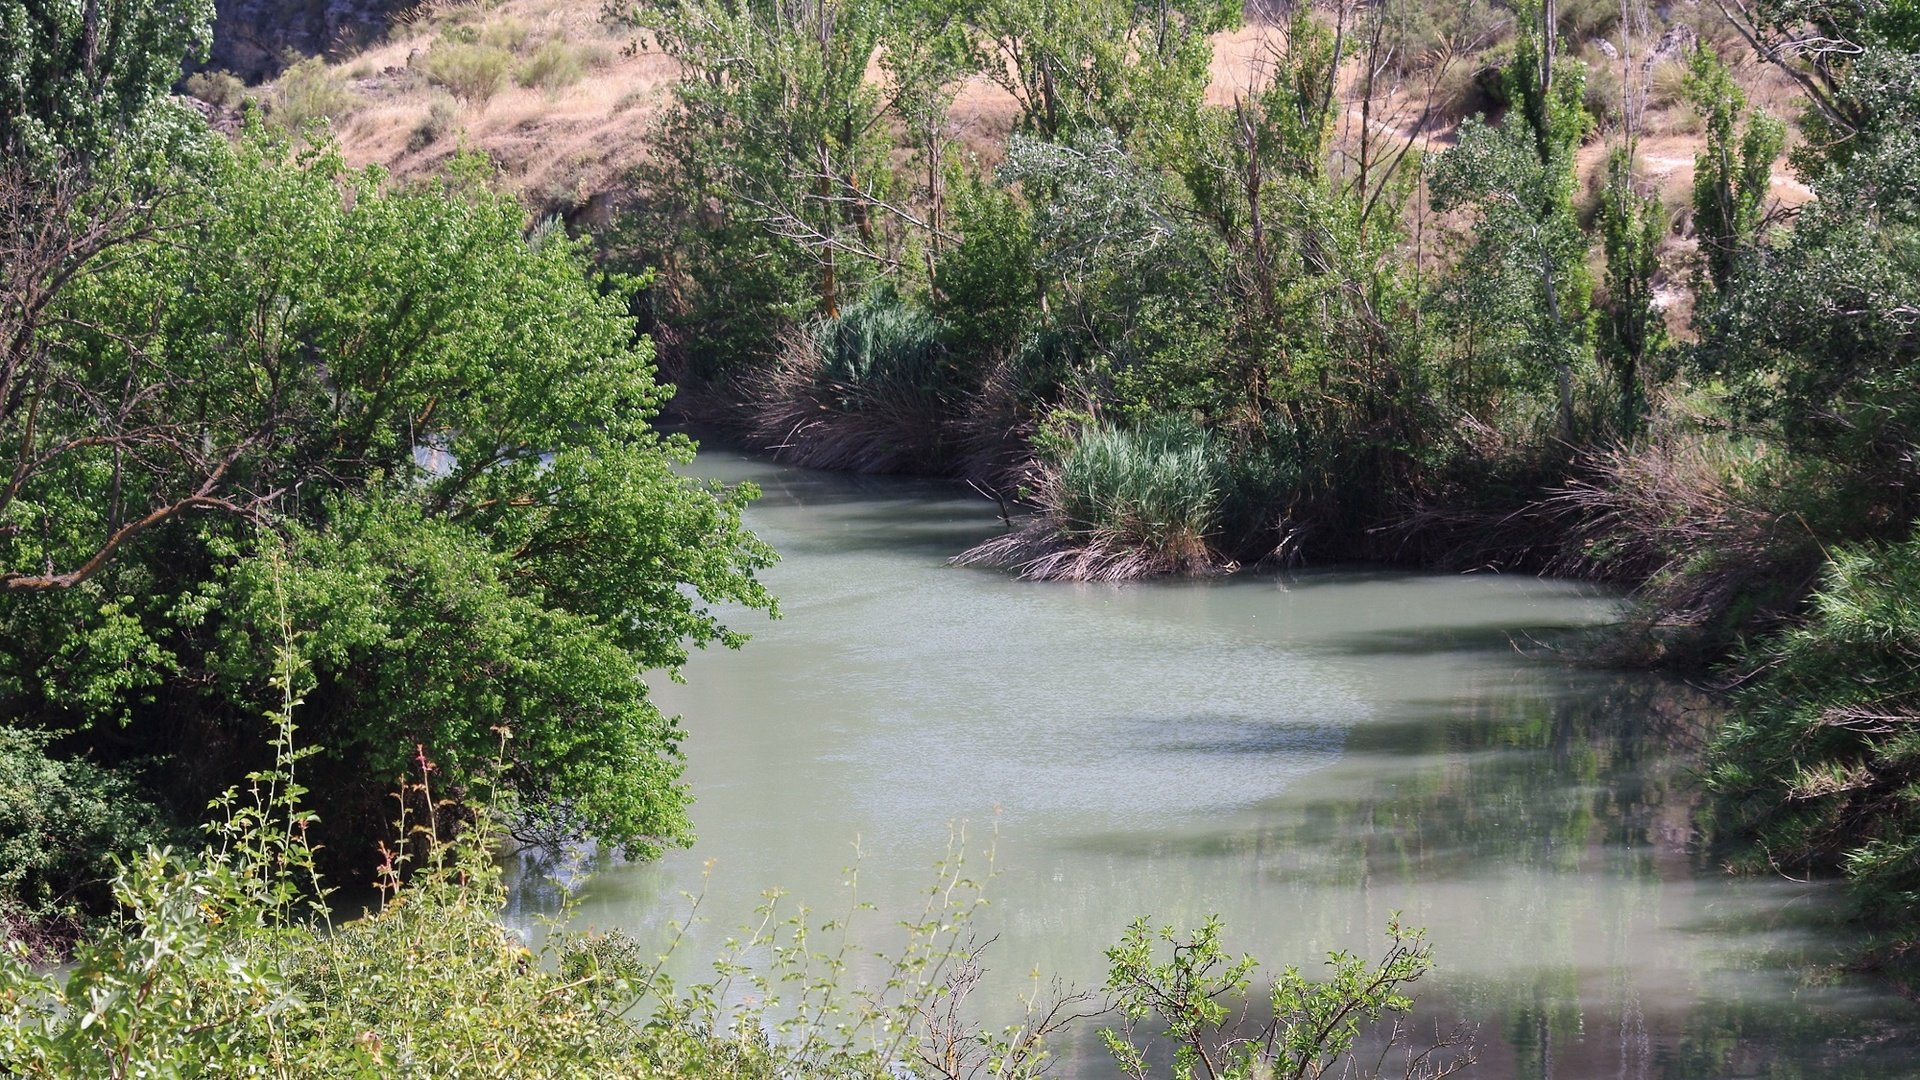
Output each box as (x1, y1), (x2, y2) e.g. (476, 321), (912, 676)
(1, 0), (1918, 1069)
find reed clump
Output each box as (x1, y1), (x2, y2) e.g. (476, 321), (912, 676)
(958, 418), (1237, 581)
(745, 291), (973, 475)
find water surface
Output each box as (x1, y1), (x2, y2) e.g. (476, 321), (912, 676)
(506, 451), (1920, 1078)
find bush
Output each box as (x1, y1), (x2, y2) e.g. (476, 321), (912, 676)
(481, 16), (530, 52)
(408, 93), (460, 151)
(1052, 418), (1223, 547)
(184, 69), (246, 108)
(816, 288), (954, 399)
(270, 56), (355, 134)
(1707, 532), (1920, 950)
(518, 41), (585, 91)
(0, 728), (166, 955)
(419, 43), (513, 107)
(742, 290), (968, 474)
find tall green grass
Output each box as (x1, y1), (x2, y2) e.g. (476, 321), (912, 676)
(1052, 418), (1223, 545)
(959, 417), (1247, 579)
(816, 289), (956, 400)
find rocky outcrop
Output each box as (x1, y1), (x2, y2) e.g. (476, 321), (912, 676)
(207, 0), (419, 80)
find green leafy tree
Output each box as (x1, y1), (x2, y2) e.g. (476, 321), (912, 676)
(0, 0), (214, 163)
(1700, 45), (1920, 481)
(1683, 45), (1784, 298)
(1431, 0), (1593, 444)
(962, 0), (1238, 143)
(610, 0), (930, 378)
(0, 131), (775, 861)
(1597, 147), (1666, 439)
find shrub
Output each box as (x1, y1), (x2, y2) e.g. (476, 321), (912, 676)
(1707, 532), (1920, 951)
(517, 40), (585, 91)
(1102, 915), (1473, 1078)
(408, 93), (461, 151)
(1052, 418), (1223, 546)
(816, 288), (954, 398)
(270, 56), (355, 134)
(184, 69), (246, 108)
(743, 290), (967, 474)
(0, 728), (166, 956)
(419, 43), (513, 107)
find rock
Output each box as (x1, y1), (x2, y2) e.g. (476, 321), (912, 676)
(208, 0), (420, 80)
(1596, 38), (1620, 60)
(1643, 23), (1698, 73)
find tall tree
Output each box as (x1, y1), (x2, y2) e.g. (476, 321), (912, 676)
(1597, 147), (1665, 439)
(1684, 45), (1784, 299)
(1430, 0), (1592, 443)
(0, 0), (214, 164)
(0, 134), (776, 864)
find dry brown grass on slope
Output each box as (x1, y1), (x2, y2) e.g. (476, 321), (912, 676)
(279, 0), (1810, 254)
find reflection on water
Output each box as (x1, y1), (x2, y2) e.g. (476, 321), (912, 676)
(503, 452), (1920, 1078)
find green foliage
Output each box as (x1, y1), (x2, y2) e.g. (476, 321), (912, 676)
(1597, 147), (1667, 438)
(1698, 44), (1920, 478)
(932, 171), (1041, 353)
(0, 130), (775, 863)
(1683, 46), (1784, 298)
(961, 0), (1239, 142)
(1052, 418), (1225, 551)
(1431, 0), (1594, 443)
(613, 0), (906, 350)
(0, 0), (213, 163)
(814, 288), (958, 400)
(1707, 532), (1920, 938)
(0, 729), (167, 947)
(1100, 915), (1468, 1080)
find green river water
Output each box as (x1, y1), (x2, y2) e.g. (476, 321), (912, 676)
(503, 450), (1920, 1078)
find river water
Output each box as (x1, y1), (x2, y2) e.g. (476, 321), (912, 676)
(504, 450), (1920, 1078)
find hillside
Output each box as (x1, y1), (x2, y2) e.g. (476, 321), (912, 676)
(208, 0), (1811, 240)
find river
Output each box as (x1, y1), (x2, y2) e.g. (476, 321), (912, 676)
(503, 449), (1920, 1078)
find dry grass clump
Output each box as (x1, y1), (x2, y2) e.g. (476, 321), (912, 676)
(1649, 58), (1692, 109)
(1551, 431), (1826, 662)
